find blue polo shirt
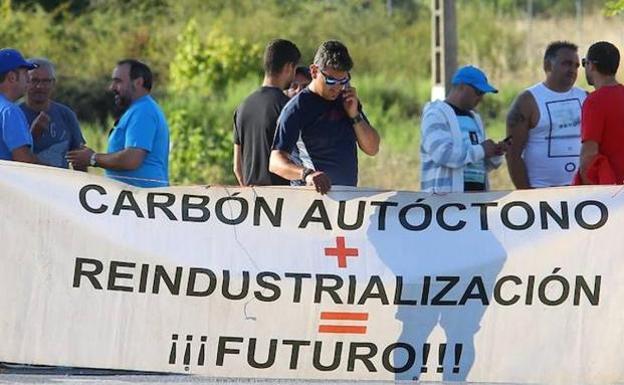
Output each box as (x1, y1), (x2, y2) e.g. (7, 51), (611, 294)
(0, 93), (32, 160)
(273, 88), (366, 186)
(106, 95), (169, 187)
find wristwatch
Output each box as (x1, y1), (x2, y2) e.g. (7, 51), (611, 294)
(89, 153), (98, 167)
(301, 167), (315, 181)
(350, 112), (364, 125)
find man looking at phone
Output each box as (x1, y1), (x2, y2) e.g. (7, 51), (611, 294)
(420, 65), (505, 193)
(270, 40), (380, 194)
(506, 41), (586, 189)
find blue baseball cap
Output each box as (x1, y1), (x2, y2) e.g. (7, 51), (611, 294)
(0, 48), (37, 74)
(451, 65), (498, 94)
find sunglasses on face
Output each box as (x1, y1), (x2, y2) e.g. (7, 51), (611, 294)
(582, 58), (598, 68)
(320, 69), (351, 86)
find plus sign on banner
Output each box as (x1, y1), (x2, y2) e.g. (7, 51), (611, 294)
(324, 236), (359, 268)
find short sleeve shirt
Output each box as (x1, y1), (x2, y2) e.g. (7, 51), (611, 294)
(272, 88), (366, 186)
(107, 95), (170, 187)
(0, 93), (32, 160)
(19, 101), (85, 168)
(233, 86), (290, 185)
(581, 84), (624, 183)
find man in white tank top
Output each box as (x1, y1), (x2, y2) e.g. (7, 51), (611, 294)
(506, 41), (587, 188)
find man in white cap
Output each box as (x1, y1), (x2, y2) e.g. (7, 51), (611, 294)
(0, 48), (39, 163)
(420, 65), (506, 193)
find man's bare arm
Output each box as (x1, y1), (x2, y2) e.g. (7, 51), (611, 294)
(505, 91), (536, 189)
(12, 146), (39, 164)
(354, 120), (380, 156)
(233, 144), (245, 186)
(579, 140), (599, 184)
(269, 149), (331, 194)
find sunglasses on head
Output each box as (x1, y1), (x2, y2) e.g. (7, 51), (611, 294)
(582, 58), (598, 68)
(320, 69), (350, 86)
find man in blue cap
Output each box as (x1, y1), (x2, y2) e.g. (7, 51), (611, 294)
(0, 48), (39, 163)
(420, 65), (507, 193)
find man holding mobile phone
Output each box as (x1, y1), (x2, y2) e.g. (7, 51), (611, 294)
(270, 40), (380, 194)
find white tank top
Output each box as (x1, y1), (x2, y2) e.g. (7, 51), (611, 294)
(523, 83), (586, 187)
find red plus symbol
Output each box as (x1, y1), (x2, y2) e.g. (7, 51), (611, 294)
(324, 236), (359, 268)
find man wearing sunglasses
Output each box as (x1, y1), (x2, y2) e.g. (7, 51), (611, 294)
(506, 41), (586, 189)
(270, 40), (380, 194)
(578, 41), (624, 185)
(420, 65), (505, 193)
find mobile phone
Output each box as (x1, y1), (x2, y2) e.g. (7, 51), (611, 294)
(503, 135), (513, 144)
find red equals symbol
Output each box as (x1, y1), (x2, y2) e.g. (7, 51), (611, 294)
(318, 311), (369, 335)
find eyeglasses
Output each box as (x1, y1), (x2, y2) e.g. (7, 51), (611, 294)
(320, 69), (350, 86)
(582, 58), (598, 68)
(29, 78), (55, 86)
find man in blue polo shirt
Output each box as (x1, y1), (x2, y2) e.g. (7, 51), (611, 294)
(0, 48), (39, 163)
(68, 59), (169, 187)
(269, 40), (380, 194)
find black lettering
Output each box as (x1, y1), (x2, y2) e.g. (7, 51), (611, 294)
(112, 190), (144, 217)
(347, 342), (378, 372)
(78, 184), (108, 214)
(314, 274), (344, 304)
(107, 261), (135, 292)
(501, 201), (535, 230)
(357, 275), (389, 305)
(253, 197), (283, 227)
(298, 200), (332, 230)
(338, 200), (366, 230)
(370, 201), (399, 231)
(247, 338), (277, 369)
(312, 341), (342, 371)
(147, 192), (177, 220)
(222, 270), (250, 300)
(186, 268), (217, 297)
(255, 272), (281, 302)
(153, 265), (183, 295)
(73, 257), (103, 289)
(431, 276), (459, 305)
(182, 195), (210, 222)
(216, 336), (244, 366)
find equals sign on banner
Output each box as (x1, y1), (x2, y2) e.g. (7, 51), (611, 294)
(318, 311), (369, 334)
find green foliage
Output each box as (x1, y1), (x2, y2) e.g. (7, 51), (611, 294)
(169, 19), (261, 96)
(167, 21), (261, 184)
(605, 0), (624, 15)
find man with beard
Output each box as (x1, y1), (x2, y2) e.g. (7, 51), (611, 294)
(68, 59), (169, 187)
(233, 39), (300, 186)
(579, 41), (624, 185)
(20, 58), (86, 170)
(0, 48), (39, 163)
(269, 40), (380, 194)
(506, 41), (586, 188)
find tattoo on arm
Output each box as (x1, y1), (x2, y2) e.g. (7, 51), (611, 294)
(507, 106), (527, 127)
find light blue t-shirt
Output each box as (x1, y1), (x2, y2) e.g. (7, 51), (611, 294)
(457, 115), (486, 187)
(0, 93), (32, 160)
(106, 95), (170, 187)
(19, 101), (85, 168)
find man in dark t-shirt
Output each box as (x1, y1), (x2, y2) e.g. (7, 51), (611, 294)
(233, 39), (300, 186)
(270, 40), (380, 194)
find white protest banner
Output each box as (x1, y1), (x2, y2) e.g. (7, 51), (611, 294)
(0, 160), (622, 384)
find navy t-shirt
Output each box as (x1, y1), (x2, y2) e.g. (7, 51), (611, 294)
(273, 88), (366, 187)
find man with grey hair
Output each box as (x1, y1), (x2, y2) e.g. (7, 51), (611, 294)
(19, 57), (86, 169)
(270, 40), (380, 194)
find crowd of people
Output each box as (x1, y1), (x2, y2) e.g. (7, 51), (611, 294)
(0, 39), (621, 193)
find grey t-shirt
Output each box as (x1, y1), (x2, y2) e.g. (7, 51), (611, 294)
(19, 101), (85, 168)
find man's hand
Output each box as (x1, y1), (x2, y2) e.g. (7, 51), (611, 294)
(30, 111), (50, 138)
(342, 86), (359, 118)
(481, 139), (503, 158)
(305, 171), (331, 195)
(66, 145), (95, 169)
